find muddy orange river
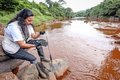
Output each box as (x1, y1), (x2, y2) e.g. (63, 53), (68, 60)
(41, 20), (120, 80)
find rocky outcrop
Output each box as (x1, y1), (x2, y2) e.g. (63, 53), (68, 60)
(17, 59), (69, 80)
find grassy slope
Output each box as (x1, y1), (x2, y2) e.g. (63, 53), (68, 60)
(0, 8), (54, 26)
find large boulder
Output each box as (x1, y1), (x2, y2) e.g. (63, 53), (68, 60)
(51, 59), (69, 78)
(17, 58), (69, 80)
(17, 64), (40, 80)
(39, 58), (69, 78)
(17, 64), (56, 80)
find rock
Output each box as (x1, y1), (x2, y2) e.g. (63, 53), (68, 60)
(17, 64), (40, 80)
(0, 72), (19, 80)
(17, 58), (69, 80)
(0, 46), (10, 61)
(0, 59), (24, 73)
(52, 58), (69, 78)
(0, 35), (10, 62)
(42, 58), (69, 78)
(48, 72), (56, 80)
(17, 64), (57, 80)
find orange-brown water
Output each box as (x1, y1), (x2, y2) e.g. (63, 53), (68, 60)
(37, 20), (120, 80)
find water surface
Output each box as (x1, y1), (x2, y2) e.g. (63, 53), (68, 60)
(41, 20), (120, 80)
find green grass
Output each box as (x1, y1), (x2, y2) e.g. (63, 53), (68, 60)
(0, 8), (54, 26)
(33, 15), (54, 26)
(0, 12), (17, 25)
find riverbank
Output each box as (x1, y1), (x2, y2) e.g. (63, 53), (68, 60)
(89, 21), (120, 39)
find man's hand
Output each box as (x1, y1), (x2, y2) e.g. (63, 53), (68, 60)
(27, 39), (48, 47)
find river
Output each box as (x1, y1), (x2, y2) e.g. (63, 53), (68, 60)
(40, 20), (120, 80)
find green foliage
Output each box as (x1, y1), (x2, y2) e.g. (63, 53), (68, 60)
(37, 2), (51, 16)
(116, 9), (120, 17)
(0, 12), (17, 25)
(75, 10), (86, 17)
(76, 0), (120, 18)
(17, 0), (32, 10)
(0, 0), (73, 26)
(0, 0), (19, 11)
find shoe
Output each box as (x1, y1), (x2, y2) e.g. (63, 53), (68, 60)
(41, 58), (50, 62)
(36, 63), (48, 79)
(38, 62), (50, 74)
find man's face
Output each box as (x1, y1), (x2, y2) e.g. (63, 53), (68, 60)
(25, 16), (34, 25)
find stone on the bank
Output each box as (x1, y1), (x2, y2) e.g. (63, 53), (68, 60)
(17, 58), (69, 80)
(17, 64), (57, 80)
(0, 35), (10, 62)
(0, 59), (24, 73)
(0, 46), (10, 61)
(0, 72), (19, 80)
(17, 64), (40, 80)
(52, 58), (69, 78)
(42, 58), (69, 78)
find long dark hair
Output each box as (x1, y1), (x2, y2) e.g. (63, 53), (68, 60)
(7, 8), (34, 41)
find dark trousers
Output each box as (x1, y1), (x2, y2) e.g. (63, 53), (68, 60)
(27, 39), (46, 60)
(4, 48), (37, 64)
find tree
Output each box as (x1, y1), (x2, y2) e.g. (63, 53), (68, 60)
(0, 0), (19, 11)
(75, 0), (120, 18)
(58, 0), (66, 5)
(45, 0), (53, 8)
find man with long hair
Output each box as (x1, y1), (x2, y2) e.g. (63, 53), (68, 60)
(2, 8), (49, 78)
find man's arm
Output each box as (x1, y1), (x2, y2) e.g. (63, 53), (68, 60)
(16, 40), (35, 49)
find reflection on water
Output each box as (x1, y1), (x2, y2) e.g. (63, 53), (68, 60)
(63, 20), (113, 52)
